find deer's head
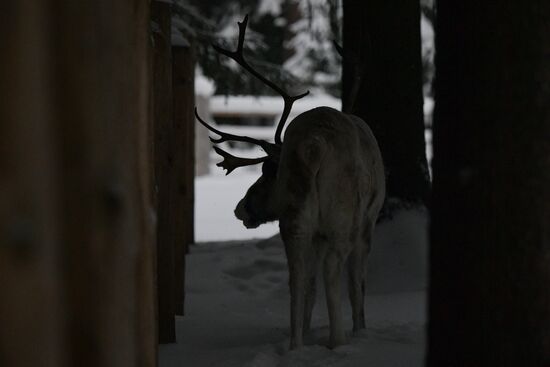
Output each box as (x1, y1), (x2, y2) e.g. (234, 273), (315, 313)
(195, 15), (309, 229)
(234, 159), (279, 228)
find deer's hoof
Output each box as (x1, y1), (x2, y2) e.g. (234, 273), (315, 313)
(328, 335), (347, 349)
(289, 338), (303, 350)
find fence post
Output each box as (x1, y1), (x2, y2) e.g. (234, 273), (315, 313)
(151, 0), (176, 344)
(0, 2), (61, 366)
(172, 40), (195, 316)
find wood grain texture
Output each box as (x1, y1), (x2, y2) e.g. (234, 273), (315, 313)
(172, 44), (195, 316)
(151, 0), (176, 344)
(1, 1), (156, 366)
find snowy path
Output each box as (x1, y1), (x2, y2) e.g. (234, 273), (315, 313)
(160, 226), (427, 367)
(177, 172), (428, 366)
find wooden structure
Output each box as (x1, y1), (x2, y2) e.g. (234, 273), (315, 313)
(2, 1), (549, 365)
(1, 0), (196, 365)
(151, 0), (195, 343)
(1, 1), (156, 366)
(172, 43), (196, 315)
(151, 0), (176, 344)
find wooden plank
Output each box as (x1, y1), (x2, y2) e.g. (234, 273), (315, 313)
(172, 44), (196, 315)
(0, 2), (61, 366)
(151, 0), (176, 343)
(1, 2), (156, 366)
(133, 2), (158, 366)
(51, 1), (156, 365)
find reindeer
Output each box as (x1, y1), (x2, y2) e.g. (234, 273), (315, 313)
(195, 15), (385, 349)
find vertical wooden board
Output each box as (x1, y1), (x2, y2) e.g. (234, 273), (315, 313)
(51, 1), (156, 366)
(185, 49), (196, 256)
(0, 2), (62, 367)
(151, 0), (176, 343)
(1, 2), (156, 366)
(172, 44), (196, 315)
(133, 2), (158, 366)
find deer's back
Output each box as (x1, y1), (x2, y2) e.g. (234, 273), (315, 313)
(278, 107), (385, 244)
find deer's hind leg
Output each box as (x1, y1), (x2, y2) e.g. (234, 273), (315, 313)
(303, 247), (322, 336)
(281, 230), (310, 350)
(303, 272), (317, 336)
(324, 248), (346, 348)
(347, 245), (366, 332)
(347, 222), (374, 332)
(303, 264), (317, 335)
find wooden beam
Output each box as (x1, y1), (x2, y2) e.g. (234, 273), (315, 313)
(172, 43), (196, 316)
(0, 2), (61, 366)
(151, 0), (176, 344)
(133, 3), (158, 366)
(51, 1), (156, 365)
(1, 1), (156, 366)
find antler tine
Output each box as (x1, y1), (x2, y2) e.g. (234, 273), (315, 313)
(194, 107), (279, 156)
(213, 15), (309, 145)
(213, 146), (269, 175)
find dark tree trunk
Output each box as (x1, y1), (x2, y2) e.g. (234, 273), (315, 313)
(342, 0), (430, 208)
(172, 44), (196, 316)
(151, 0), (176, 344)
(428, 1), (550, 366)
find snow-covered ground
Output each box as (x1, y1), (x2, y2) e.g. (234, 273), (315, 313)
(162, 172), (428, 366)
(195, 169), (279, 242)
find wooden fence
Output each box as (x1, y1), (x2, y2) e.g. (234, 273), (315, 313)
(0, 1), (195, 365)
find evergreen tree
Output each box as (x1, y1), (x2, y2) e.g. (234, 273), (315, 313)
(175, 0), (343, 97)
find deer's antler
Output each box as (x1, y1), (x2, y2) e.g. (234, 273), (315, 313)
(212, 146), (269, 175)
(195, 15), (306, 174)
(194, 108), (279, 156)
(212, 15), (309, 145)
